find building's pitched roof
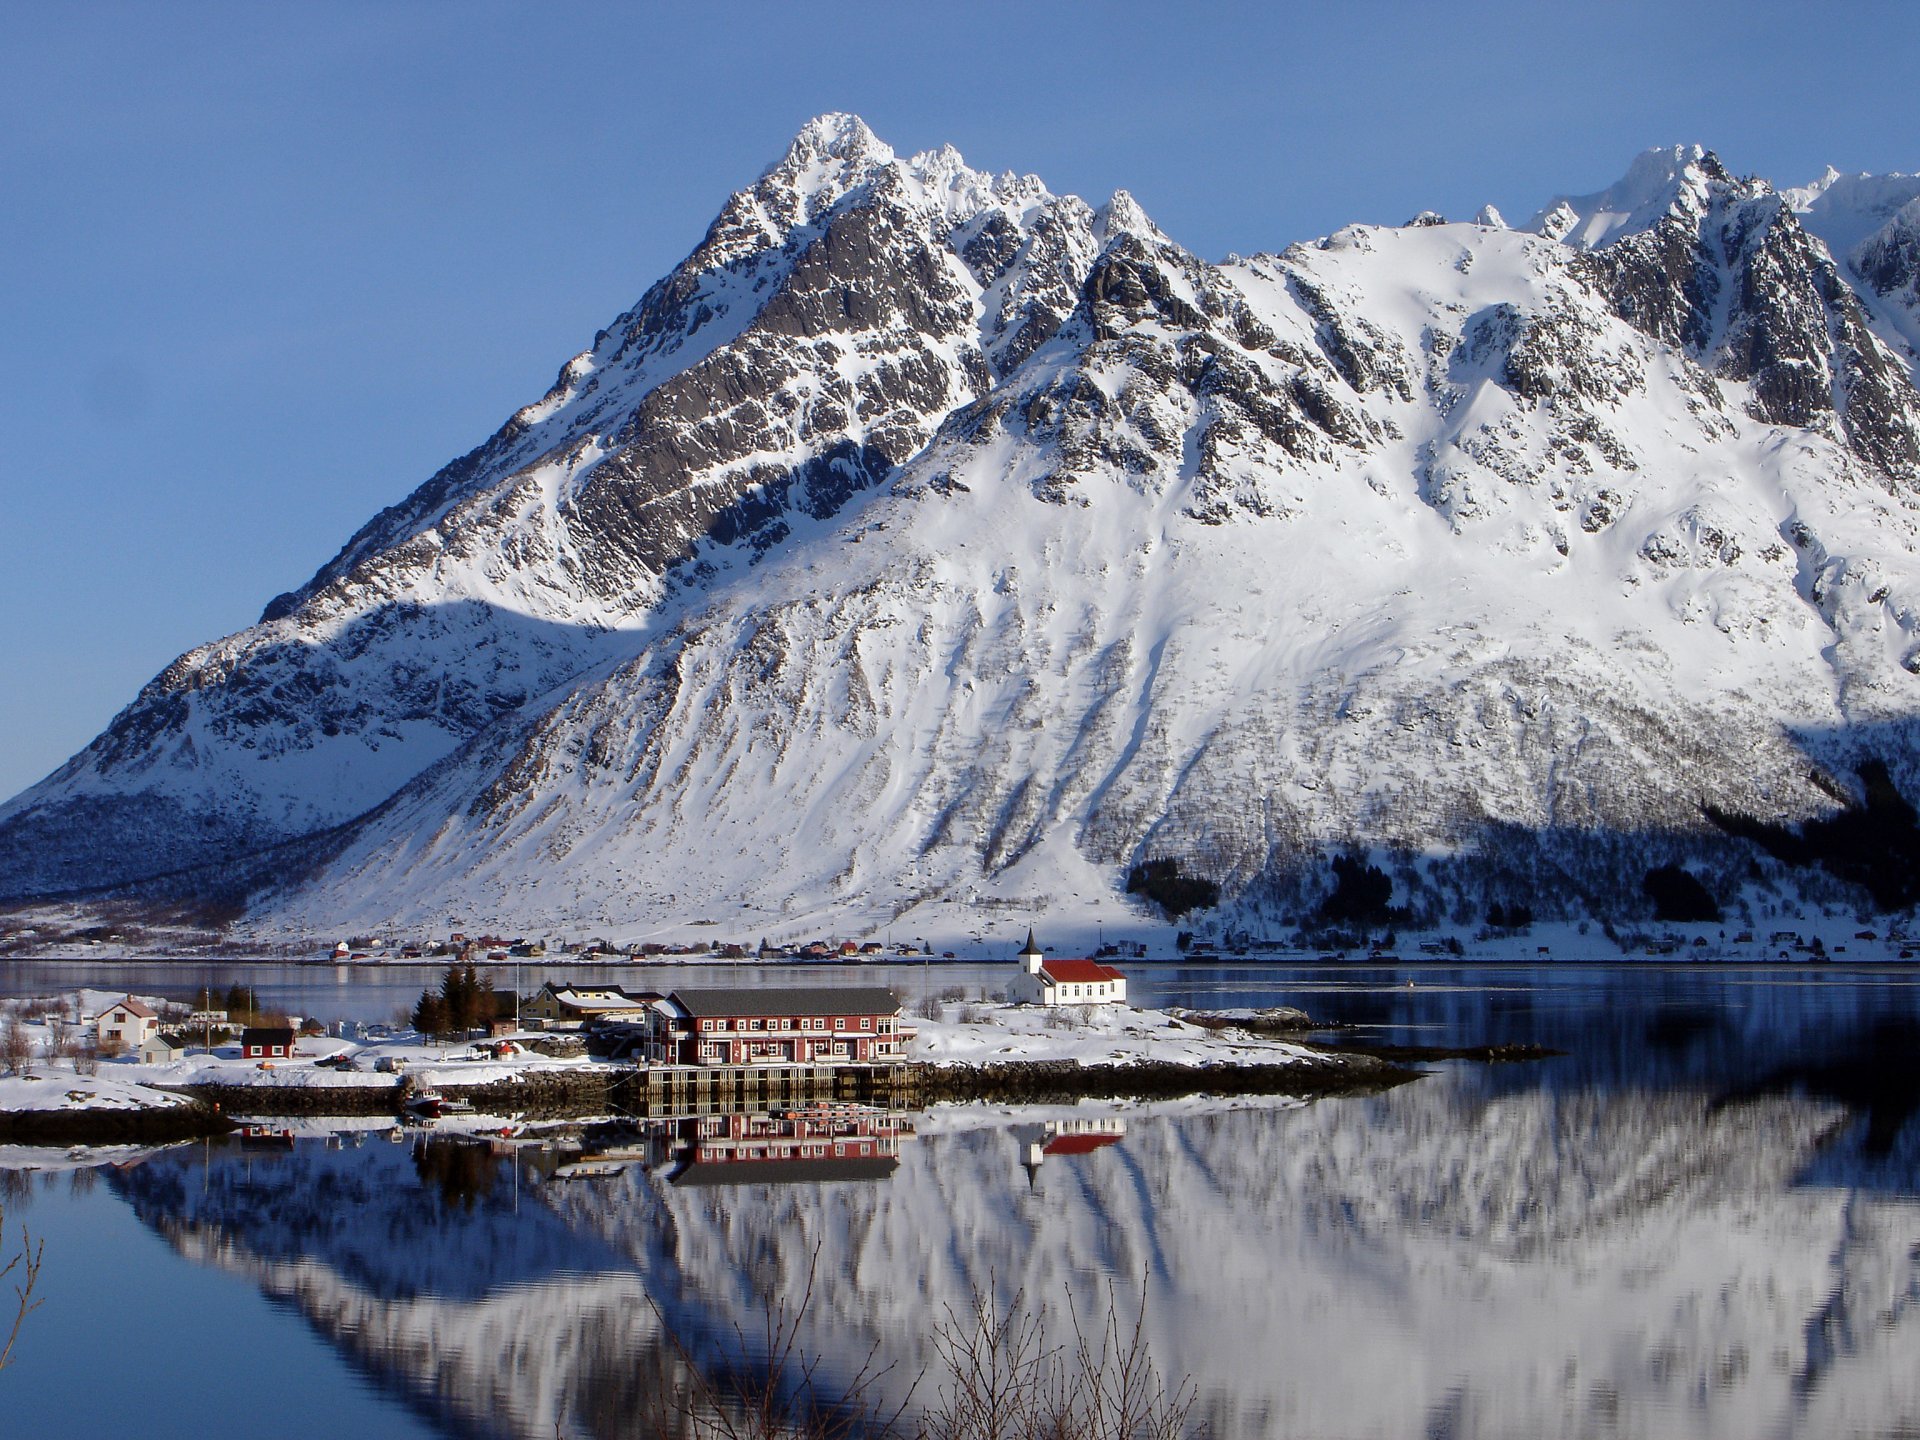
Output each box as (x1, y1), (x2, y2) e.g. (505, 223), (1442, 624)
(96, 995), (157, 1020)
(668, 1156), (898, 1187)
(538, 982), (653, 1009)
(142, 1033), (187, 1052)
(1042, 1133), (1123, 1156)
(1037, 959), (1126, 985)
(240, 1027), (296, 1046)
(670, 987), (901, 1019)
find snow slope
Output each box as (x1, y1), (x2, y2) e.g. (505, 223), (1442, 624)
(6, 123), (1920, 943)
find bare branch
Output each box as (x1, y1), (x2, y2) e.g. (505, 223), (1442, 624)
(0, 1222), (44, 1372)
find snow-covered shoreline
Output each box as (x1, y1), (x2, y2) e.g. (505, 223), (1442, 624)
(0, 991), (1403, 1138)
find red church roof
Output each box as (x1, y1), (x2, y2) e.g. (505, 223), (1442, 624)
(1038, 958), (1126, 985)
(1042, 1133), (1123, 1156)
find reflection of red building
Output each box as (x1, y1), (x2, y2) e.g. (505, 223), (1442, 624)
(666, 1110), (912, 1187)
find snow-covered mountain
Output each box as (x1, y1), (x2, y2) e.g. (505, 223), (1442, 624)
(6, 120), (1920, 939)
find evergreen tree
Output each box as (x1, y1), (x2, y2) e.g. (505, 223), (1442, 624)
(415, 961), (497, 1038)
(412, 991), (448, 1037)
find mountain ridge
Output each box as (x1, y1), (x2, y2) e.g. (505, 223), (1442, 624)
(7, 120), (1920, 942)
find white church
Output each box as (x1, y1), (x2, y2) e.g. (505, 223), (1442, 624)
(1006, 930), (1128, 1006)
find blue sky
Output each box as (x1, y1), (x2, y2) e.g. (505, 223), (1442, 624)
(3, 0), (1917, 800)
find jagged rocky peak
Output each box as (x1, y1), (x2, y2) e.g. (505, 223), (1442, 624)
(1533, 145), (1920, 479)
(1782, 164), (1920, 263)
(0, 115), (1129, 899)
(1528, 143), (1727, 248)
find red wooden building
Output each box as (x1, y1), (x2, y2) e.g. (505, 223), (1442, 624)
(652, 987), (903, 1066)
(240, 1027), (296, 1059)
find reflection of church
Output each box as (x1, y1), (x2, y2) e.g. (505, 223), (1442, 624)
(1009, 1116), (1127, 1187)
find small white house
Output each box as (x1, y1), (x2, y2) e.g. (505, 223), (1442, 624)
(138, 1032), (189, 1065)
(1006, 931), (1128, 1006)
(94, 996), (160, 1050)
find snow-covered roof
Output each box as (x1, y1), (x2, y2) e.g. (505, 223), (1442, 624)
(1037, 959), (1126, 985)
(537, 983), (654, 1010)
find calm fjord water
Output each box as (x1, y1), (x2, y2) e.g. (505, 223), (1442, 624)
(4, 963), (1917, 1439)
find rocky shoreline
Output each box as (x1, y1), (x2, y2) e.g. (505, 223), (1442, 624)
(0, 1101), (232, 1146)
(1, 1047), (1425, 1144)
(905, 1054), (1418, 1104)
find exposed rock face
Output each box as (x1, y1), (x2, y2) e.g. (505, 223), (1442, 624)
(1562, 149), (1920, 482)
(0, 116), (1115, 896)
(5, 124), (1920, 935)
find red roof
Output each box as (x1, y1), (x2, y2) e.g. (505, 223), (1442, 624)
(96, 995), (157, 1020)
(1042, 1133), (1122, 1156)
(1038, 959), (1125, 985)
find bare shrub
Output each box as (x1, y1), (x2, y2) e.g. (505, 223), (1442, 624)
(50, 1023), (86, 1072)
(924, 1278), (1197, 1440)
(0, 1016), (31, 1077)
(645, 1253), (1200, 1440)
(916, 994), (946, 1023)
(939, 986), (968, 1004)
(958, 1005), (989, 1026)
(647, 1249), (906, 1439)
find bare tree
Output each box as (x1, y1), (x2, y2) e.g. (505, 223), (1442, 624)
(0, 1209), (42, 1372)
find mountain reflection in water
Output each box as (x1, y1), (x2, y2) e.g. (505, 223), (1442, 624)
(67, 971), (1920, 1438)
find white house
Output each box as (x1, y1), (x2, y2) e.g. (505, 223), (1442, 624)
(1006, 931), (1128, 1006)
(138, 1032), (189, 1065)
(522, 981), (659, 1028)
(94, 996), (159, 1050)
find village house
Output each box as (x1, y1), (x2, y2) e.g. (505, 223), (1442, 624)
(651, 987), (904, 1066)
(138, 1032), (189, 1065)
(1006, 931), (1128, 1006)
(240, 1026), (297, 1060)
(94, 996), (160, 1050)
(521, 981), (658, 1028)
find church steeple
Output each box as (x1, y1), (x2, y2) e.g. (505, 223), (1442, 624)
(1018, 929), (1045, 974)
